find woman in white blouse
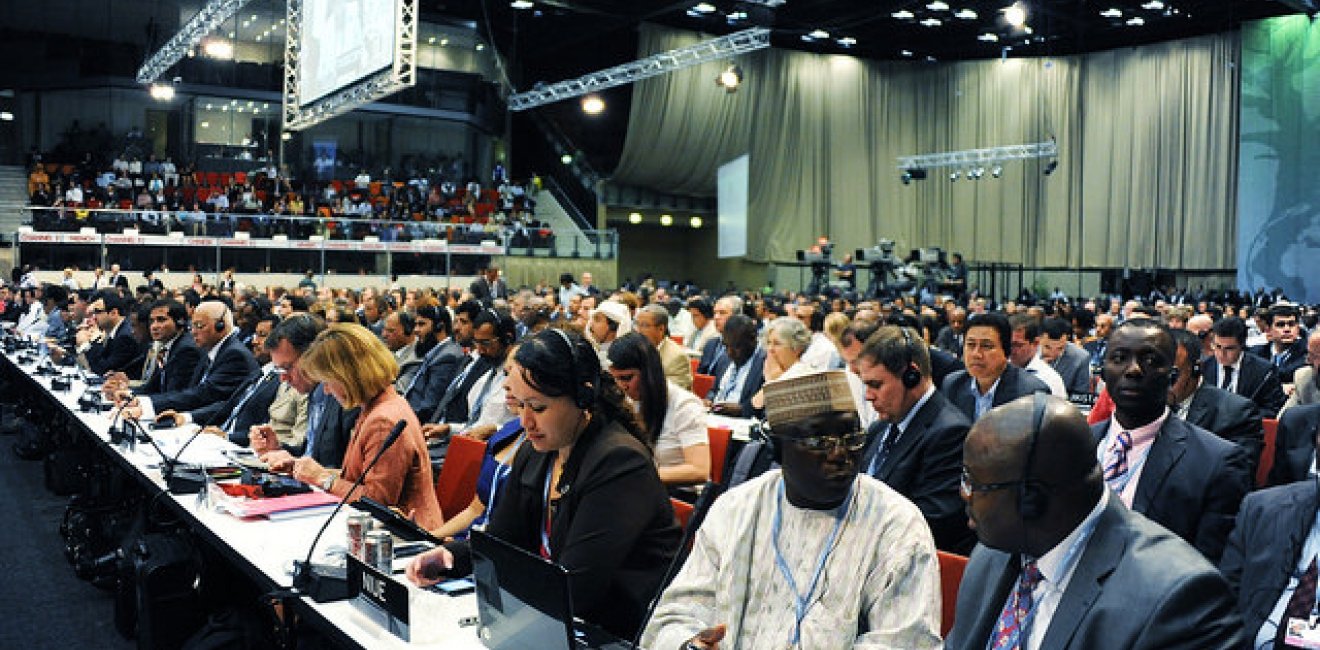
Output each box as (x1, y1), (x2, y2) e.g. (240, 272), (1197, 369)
(607, 333), (711, 487)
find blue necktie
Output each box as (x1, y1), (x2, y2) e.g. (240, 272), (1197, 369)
(303, 387), (325, 457)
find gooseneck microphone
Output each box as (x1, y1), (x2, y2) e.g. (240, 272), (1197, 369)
(630, 481), (725, 650)
(161, 420), (213, 494)
(293, 418), (409, 602)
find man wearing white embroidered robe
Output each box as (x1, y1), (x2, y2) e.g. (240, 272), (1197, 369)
(642, 369), (942, 650)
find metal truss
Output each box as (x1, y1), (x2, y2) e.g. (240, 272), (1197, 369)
(896, 140), (1058, 170)
(136, 0), (256, 83)
(283, 0), (418, 131)
(507, 27), (770, 111)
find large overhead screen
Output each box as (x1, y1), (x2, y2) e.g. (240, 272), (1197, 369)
(283, 0), (416, 131)
(298, 0), (397, 106)
(717, 154), (749, 259)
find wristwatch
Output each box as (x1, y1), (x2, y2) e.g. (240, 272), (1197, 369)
(320, 473), (336, 491)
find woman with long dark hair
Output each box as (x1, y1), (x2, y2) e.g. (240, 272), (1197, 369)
(607, 332), (710, 487)
(406, 328), (679, 639)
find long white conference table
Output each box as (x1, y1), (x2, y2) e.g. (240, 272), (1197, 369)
(2, 348), (487, 650)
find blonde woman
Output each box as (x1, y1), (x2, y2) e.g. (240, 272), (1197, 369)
(292, 323), (444, 530)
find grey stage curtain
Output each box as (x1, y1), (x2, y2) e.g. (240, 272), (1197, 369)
(613, 24), (1239, 269)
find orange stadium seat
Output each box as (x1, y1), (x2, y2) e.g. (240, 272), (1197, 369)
(1259, 418), (1278, 488)
(692, 373), (716, 401)
(707, 427), (731, 486)
(435, 435), (487, 520)
(937, 551), (969, 637)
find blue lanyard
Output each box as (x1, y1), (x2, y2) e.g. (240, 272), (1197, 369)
(771, 478), (853, 648)
(486, 434), (525, 519)
(717, 359), (751, 402)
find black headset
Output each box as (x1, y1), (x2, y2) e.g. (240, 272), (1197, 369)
(550, 328), (595, 410)
(1019, 392), (1049, 520)
(214, 304), (230, 332)
(485, 307), (516, 346)
(897, 326), (922, 389)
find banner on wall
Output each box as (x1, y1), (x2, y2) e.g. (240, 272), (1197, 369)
(312, 139), (338, 181)
(1238, 15), (1320, 304)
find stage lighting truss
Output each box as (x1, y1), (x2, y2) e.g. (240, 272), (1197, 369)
(895, 140), (1058, 177)
(136, 0), (256, 83)
(507, 27), (770, 111)
(282, 0), (418, 131)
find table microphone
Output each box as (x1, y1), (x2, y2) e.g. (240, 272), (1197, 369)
(160, 420), (213, 494)
(629, 481), (725, 650)
(293, 418), (408, 602)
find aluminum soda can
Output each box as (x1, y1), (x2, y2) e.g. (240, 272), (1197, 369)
(347, 513), (373, 558)
(364, 530), (394, 574)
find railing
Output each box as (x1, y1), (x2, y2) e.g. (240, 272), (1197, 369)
(16, 206), (617, 276)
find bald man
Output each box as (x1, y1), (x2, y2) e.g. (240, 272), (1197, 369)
(127, 300), (259, 419)
(946, 395), (1245, 649)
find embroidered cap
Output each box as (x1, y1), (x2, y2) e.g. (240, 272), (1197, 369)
(764, 369), (855, 428)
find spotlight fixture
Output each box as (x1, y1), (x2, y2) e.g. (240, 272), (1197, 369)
(809, 29), (831, 39)
(837, 36), (857, 47)
(716, 64), (743, 92)
(991, 165), (1003, 177)
(1004, 2), (1028, 28)
(1141, 0), (1164, 9)
(949, 170), (960, 182)
(901, 168), (928, 185)
(1, 112), (16, 122)
(660, 214), (674, 227)
(1100, 8), (1123, 17)
(955, 8), (978, 19)
(690, 216), (703, 228)
(1126, 16), (1145, 25)
(202, 38), (234, 60)
(581, 94), (605, 114)
(927, 0), (950, 10)
(560, 153), (573, 165)
(921, 18), (943, 26)
(281, 132), (292, 141)
(892, 10), (915, 19)
(511, 0), (535, 8)
(979, 33), (1000, 42)
(1043, 159), (1058, 175)
(149, 83), (175, 100)
(970, 166), (985, 179)
(628, 212), (642, 224)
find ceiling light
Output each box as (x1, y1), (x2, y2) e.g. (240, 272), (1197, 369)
(727, 11), (748, 21)
(228, 31), (235, 38)
(660, 214), (674, 226)
(428, 36), (437, 44)
(281, 132), (292, 141)
(255, 34), (263, 41)
(1142, 0), (1164, 9)
(199, 121), (209, 128)
(949, 170), (960, 182)
(250, 14), (257, 20)
(1003, 2), (1027, 27)
(1127, 16), (1145, 25)
(809, 29), (830, 39)
(581, 94), (605, 114)
(901, 49), (914, 57)
(221, 105), (229, 111)
(149, 84), (175, 100)
(560, 154), (573, 165)
(921, 18), (942, 27)
(955, 9), (978, 19)
(716, 64), (743, 92)
(440, 38), (449, 46)
(837, 36), (857, 47)
(690, 216), (703, 228)
(511, 0), (534, 8)
(892, 10), (915, 19)
(205, 103), (212, 109)
(476, 43), (485, 51)
(202, 39), (234, 60)
(979, 33), (999, 41)
(628, 212), (642, 224)
(1100, 8), (1122, 17)
(927, 0), (950, 10)
(693, 2), (717, 12)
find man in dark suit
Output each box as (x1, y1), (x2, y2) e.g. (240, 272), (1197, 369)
(948, 394), (1245, 649)
(933, 306), (967, 358)
(1221, 440), (1320, 649)
(110, 299), (201, 396)
(130, 300), (259, 418)
(856, 324), (973, 553)
(1040, 317), (1093, 396)
(1203, 316), (1287, 417)
(1249, 303), (1309, 383)
(403, 306), (466, 422)
(696, 295), (742, 377)
(706, 314), (765, 418)
(422, 307), (515, 435)
(942, 312), (1049, 422)
(1093, 318), (1252, 562)
(1167, 329), (1264, 476)
(68, 290), (139, 375)
(252, 314), (359, 470)
(467, 265), (507, 306)
(106, 263), (130, 293)
(1266, 402), (1320, 488)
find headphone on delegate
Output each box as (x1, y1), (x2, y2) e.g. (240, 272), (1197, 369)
(486, 307), (516, 346)
(549, 328), (596, 410)
(214, 304), (230, 332)
(1018, 392), (1049, 520)
(897, 326), (922, 390)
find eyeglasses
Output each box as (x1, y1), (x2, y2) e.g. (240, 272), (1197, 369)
(959, 467), (1022, 498)
(781, 430), (867, 453)
(89, 308), (106, 315)
(473, 337), (500, 348)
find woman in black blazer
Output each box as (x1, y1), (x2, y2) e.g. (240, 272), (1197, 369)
(407, 328), (680, 639)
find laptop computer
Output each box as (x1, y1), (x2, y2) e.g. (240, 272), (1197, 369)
(469, 530), (631, 650)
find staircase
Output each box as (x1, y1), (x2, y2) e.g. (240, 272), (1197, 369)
(0, 166), (30, 243)
(531, 190), (616, 258)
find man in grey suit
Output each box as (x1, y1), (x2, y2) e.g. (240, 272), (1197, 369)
(947, 394), (1245, 650)
(1282, 329), (1320, 412)
(1039, 317), (1093, 396)
(943, 312), (1050, 423)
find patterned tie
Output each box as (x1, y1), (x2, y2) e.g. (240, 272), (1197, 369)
(1103, 430), (1134, 486)
(1279, 557), (1318, 648)
(991, 561), (1044, 650)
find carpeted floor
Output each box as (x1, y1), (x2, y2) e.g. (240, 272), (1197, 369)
(0, 426), (135, 649)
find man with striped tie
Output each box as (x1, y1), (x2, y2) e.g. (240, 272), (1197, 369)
(1090, 318), (1252, 563)
(946, 394), (1244, 649)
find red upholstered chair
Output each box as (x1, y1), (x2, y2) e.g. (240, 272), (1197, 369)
(707, 427), (732, 486)
(692, 373), (716, 401)
(435, 435), (487, 520)
(234, 171), (247, 185)
(671, 498), (694, 530)
(937, 551), (969, 638)
(689, 358), (699, 373)
(1259, 418), (1279, 488)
